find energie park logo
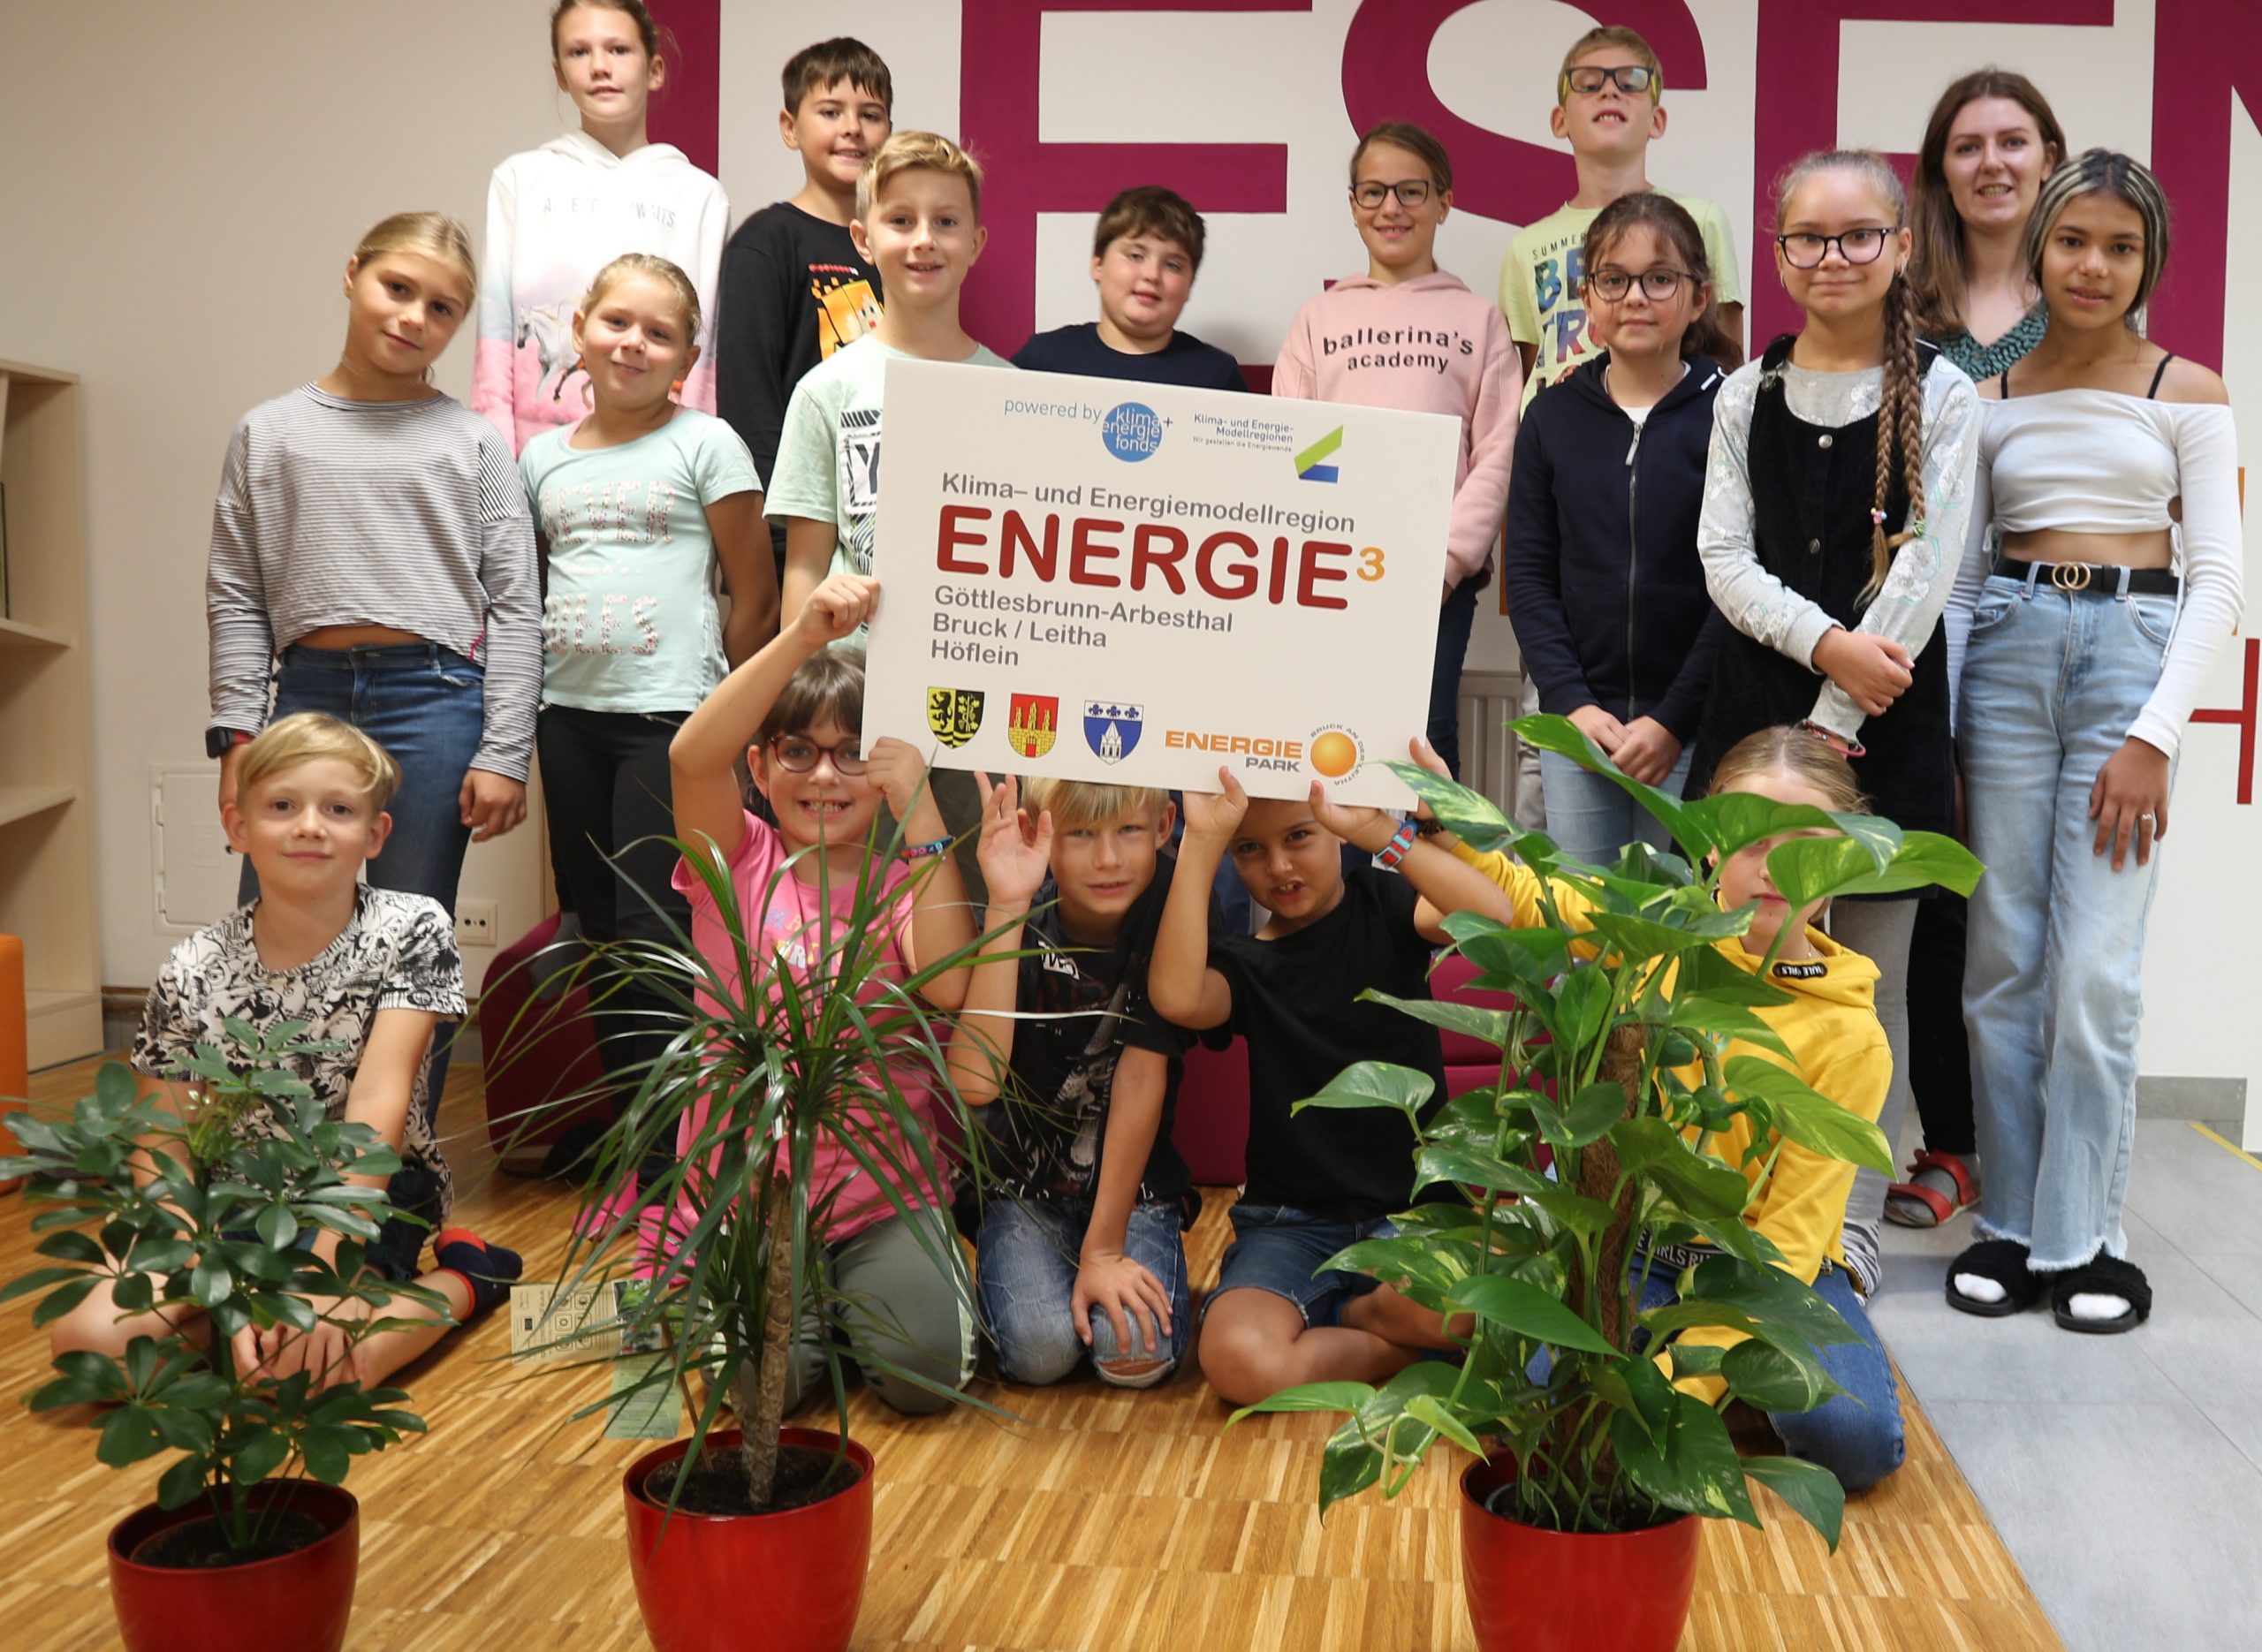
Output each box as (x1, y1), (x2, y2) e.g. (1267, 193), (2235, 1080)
(1083, 701), (1143, 764)
(1007, 693), (1061, 757)
(1295, 426), (1344, 483)
(1100, 401), (1165, 462)
(926, 687), (985, 749)
(1308, 724), (1363, 779)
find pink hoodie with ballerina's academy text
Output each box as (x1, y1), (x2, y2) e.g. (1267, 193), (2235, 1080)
(1272, 269), (1521, 590)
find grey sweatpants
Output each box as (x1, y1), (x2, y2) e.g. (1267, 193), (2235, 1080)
(784, 1204), (975, 1418)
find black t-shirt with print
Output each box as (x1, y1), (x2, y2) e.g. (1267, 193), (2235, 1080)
(1210, 868), (1446, 1221)
(1012, 322), (1249, 391)
(980, 855), (1216, 1207)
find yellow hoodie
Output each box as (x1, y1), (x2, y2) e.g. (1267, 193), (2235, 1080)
(1447, 843), (1890, 1390)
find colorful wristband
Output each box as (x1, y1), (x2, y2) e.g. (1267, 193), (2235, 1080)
(899, 837), (953, 861)
(1376, 820), (1419, 870)
(1800, 720), (1867, 761)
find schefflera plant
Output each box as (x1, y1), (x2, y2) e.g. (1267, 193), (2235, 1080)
(0, 1024), (432, 1553)
(1233, 716), (1981, 1550)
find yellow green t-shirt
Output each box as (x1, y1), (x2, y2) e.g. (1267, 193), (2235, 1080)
(1499, 195), (1744, 407)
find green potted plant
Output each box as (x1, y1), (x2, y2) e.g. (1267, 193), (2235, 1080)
(0, 1023), (431, 1652)
(1233, 716), (1981, 1652)
(549, 829), (992, 1652)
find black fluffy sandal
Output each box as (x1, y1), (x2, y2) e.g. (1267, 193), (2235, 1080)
(1946, 1239), (2042, 1317)
(2050, 1255), (2152, 1334)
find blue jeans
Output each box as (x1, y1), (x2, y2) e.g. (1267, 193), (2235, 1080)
(1531, 1259), (1903, 1493)
(1428, 578), (1481, 780)
(1960, 574), (2180, 1269)
(1208, 1202), (1391, 1327)
(1537, 745), (1692, 866)
(242, 642), (486, 1124)
(976, 1196), (1189, 1386)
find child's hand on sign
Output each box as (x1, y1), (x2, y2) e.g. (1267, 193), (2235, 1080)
(975, 770), (1053, 909)
(1180, 766), (1249, 845)
(796, 572), (880, 647)
(1307, 780), (1396, 854)
(866, 735), (933, 822)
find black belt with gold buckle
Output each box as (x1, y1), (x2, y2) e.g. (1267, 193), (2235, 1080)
(1997, 557), (2180, 597)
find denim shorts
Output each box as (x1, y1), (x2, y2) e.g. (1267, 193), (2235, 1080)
(1207, 1202), (1394, 1327)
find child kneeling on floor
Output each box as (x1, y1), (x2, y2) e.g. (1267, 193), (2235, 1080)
(1149, 757), (1467, 1406)
(52, 714), (520, 1384)
(951, 774), (1221, 1387)
(1311, 726), (1905, 1491)
(668, 571), (977, 1414)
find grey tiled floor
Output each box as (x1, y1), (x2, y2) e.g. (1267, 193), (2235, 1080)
(1871, 1119), (2262, 1652)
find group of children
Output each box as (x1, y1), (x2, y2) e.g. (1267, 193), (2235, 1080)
(64, 9), (2235, 1491)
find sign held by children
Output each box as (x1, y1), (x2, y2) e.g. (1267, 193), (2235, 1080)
(864, 358), (1458, 806)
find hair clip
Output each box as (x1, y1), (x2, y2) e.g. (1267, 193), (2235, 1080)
(1870, 508), (1888, 527)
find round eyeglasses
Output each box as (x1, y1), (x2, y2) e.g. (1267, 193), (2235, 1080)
(1587, 269), (1689, 302)
(1776, 228), (1894, 269)
(768, 735), (868, 776)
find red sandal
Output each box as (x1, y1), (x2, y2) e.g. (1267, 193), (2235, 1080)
(1886, 1149), (1979, 1229)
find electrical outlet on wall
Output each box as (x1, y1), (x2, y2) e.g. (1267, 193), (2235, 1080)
(455, 900), (499, 949)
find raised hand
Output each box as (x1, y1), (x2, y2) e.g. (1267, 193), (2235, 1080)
(864, 735), (930, 820)
(974, 770), (1053, 908)
(1179, 766), (1249, 845)
(1307, 778), (1397, 854)
(795, 572), (881, 647)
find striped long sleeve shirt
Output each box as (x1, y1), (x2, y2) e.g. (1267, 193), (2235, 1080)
(205, 386), (541, 778)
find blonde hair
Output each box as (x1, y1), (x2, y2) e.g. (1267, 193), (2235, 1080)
(580, 252), (702, 342)
(1774, 149), (1924, 604)
(856, 131), (984, 223)
(1021, 777), (1170, 834)
(352, 212), (478, 304)
(238, 714), (402, 814)
(1705, 726), (1869, 814)
(1559, 25), (1663, 104)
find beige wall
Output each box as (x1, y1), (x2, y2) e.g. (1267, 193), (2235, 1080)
(0, 2), (571, 990)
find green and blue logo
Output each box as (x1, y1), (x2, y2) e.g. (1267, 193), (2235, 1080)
(1295, 426), (1344, 483)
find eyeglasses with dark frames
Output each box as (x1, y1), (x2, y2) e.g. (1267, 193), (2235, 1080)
(1351, 178), (1436, 211)
(1586, 268), (1689, 301)
(1562, 64), (1658, 97)
(767, 734), (869, 776)
(1775, 228), (1894, 269)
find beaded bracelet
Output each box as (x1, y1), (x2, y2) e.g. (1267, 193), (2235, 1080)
(1376, 820), (1419, 870)
(899, 837), (953, 861)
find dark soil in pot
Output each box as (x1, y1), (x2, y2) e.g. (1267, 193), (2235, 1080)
(130, 1509), (330, 1569)
(641, 1442), (864, 1515)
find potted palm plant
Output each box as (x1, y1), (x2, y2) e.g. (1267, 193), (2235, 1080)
(1233, 716), (1981, 1652)
(548, 826), (990, 1652)
(0, 1024), (431, 1652)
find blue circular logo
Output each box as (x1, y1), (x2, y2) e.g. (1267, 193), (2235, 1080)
(1099, 401), (1165, 462)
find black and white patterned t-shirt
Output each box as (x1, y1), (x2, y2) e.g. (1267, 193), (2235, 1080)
(133, 886), (467, 1211)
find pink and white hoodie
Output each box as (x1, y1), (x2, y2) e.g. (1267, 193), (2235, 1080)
(1273, 269), (1522, 591)
(474, 130), (729, 455)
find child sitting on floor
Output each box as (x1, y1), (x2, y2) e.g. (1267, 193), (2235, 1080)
(52, 714), (520, 1386)
(667, 570), (976, 1413)
(951, 774), (1219, 1388)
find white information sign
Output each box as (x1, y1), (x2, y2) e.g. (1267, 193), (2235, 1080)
(864, 359), (1460, 807)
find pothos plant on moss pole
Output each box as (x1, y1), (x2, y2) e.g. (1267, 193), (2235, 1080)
(1234, 716), (1980, 1552)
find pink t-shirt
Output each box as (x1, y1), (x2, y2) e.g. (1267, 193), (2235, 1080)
(672, 810), (949, 1240)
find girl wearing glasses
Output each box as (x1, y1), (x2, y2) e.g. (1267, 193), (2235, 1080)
(1500, 192), (1737, 864)
(1943, 152), (2240, 1333)
(667, 571), (979, 1410)
(1272, 120), (1519, 781)
(1691, 148), (1981, 1302)
(520, 254), (777, 1211)
(1886, 70), (2068, 1237)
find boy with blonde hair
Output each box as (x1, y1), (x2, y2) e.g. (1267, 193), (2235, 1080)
(717, 36), (894, 580)
(51, 713), (519, 1384)
(1501, 24), (1744, 403)
(950, 773), (1218, 1387)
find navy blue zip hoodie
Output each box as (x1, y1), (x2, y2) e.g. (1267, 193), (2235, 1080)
(1503, 352), (1727, 743)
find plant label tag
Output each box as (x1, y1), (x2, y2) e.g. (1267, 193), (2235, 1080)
(507, 1278), (623, 1365)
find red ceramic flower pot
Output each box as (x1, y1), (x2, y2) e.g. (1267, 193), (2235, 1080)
(107, 1481), (360, 1652)
(622, 1427), (875, 1652)
(1460, 1455), (1700, 1652)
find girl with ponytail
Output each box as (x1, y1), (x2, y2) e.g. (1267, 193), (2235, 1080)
(1689, 148), (1980, 1300)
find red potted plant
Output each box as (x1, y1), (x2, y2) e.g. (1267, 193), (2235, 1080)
(0, 1028), (432, 1652)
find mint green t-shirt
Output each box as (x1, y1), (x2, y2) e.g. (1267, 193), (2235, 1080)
(520, 408), (762, 714)
(765, 336), (1013, 580)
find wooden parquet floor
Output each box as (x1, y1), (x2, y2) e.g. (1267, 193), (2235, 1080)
(0, 1056), (2063, 1651)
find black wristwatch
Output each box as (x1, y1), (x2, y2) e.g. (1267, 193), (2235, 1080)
(205, 726), (253, 759)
